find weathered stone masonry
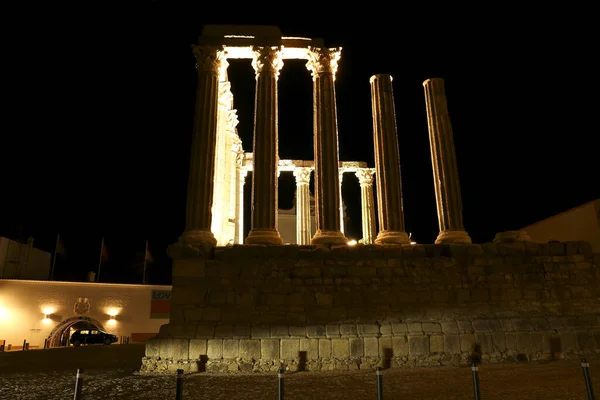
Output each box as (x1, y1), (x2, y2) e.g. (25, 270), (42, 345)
(141, 241), (600, 373)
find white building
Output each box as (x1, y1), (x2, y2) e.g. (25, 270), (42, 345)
(522, 199), (600, 252)
(0, 237), (51, 280)
(0, 279), (171, 350)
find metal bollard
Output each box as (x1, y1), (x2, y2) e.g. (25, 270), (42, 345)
(278, 368), (285, 400)
(376, 366), (384, 400)
(73, 368), (84, 400)
(471, 362), (481, 400)
(175, 369), (184, 400)
(581, 359), (595, 400)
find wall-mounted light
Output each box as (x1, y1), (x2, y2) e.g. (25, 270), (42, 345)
(0, 306), (8, 322)
(107, 308), (119, 317)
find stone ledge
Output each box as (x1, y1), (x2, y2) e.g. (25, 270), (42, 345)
(140, 327), (600, 374)
(168, 241), (595, 261)
(157, 317), (600, 340)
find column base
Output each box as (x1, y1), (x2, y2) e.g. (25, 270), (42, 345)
(493, 230), (531, 243)
(311, 230), (347, 246)
(375, 230), (411, 245)
(179, 229), (217, 247)
(435, 230), (472, 244)
(245, 228), (284, 245)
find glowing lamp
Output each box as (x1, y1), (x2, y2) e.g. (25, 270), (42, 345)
(107, 309), (119, 317)
(0, 306), (10, 322)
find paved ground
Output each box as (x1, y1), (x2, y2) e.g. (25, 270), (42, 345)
(1, 345), (598, 399)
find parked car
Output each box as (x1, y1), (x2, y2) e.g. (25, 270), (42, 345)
(70, 329), (118, 346)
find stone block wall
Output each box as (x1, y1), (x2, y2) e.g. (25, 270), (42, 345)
(140, 241), (600, 373)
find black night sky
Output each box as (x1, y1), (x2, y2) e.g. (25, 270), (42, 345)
(3, 6), (597, 284)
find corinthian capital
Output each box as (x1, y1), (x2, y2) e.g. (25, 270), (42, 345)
(251, 46), (284, 80)
(355, 168), (376, 186)
(306, 47), (342, 79)
(293, 167), (312, 185)
(192, 45), (227, 74)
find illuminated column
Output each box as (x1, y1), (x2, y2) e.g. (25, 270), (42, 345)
(180, 45), (226, 248)
(339, 170), (345, 235)
(293, 167), (312, 245)
(370, 74), (410, 245)
(356, 168), (377, 244)
(236, 152), (247, 244)
(423, 78), (472, 244)
(306, 47), (347, 245)
(246, 46), (284, 245)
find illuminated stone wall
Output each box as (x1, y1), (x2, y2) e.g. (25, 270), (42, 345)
(141, 240), (600, 373)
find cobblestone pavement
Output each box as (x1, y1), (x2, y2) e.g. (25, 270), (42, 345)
(1, 357), (599, 400)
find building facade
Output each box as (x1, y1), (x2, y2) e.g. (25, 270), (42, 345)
(522, 199), (600, 253)
(0, 279), (171, 350)
(0, 237), (51, 280)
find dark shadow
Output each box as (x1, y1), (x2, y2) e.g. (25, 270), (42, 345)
(382, 348), (393, 369)
(516, 353), (528, 362)
(549, 337), (562, 359)
(298, 350), (307, 372)
(469, 343), (482, 365)
(48, 314), (62, 322)
(197, 355), (208, 372)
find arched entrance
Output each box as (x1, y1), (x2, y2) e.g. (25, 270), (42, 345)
(47, 316), (106, 348)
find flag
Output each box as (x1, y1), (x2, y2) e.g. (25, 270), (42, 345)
(50, 233), (64, 280)
(97, 237), (108, 282)
(145, 240), (153, 263)
(56, 236), (66, 257)
(101, 238), (109, 262)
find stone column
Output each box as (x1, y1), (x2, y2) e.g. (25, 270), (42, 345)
(423, 78), (472, 244)
(339, 170), (345, 234)
(370, 74), (410, 245)
(180, 45), (226, 248)
(236, 152), (248, 244)
(355, 168), (377, 244)
(293, 167), (312, 245)
(245, 46), (284, 245)
(306, 47), (347, 245)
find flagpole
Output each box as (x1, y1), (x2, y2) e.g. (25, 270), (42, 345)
(142, 240), (148, 284)
(97, 237), (103, 282)
(49, 233), (59, 280)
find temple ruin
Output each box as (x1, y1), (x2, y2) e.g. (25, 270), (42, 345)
(141, 25), (600, 374)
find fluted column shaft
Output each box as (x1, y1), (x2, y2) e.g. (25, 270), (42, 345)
(293, 167), (312, 245)
(181, 45), (226, 247)
(356, 168), (377, 244)
(339, 171), (345, 234)
(306, 47), (347, 245)
(246, 46), (284, 245)
(370, 74), (410, 245)
(423, 78), (471, 244)
(236, 166), (248, 244)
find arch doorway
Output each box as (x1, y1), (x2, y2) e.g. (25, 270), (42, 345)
(47, 316), (106, 348)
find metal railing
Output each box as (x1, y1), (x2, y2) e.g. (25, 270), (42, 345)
(68, 359), (596, 400)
